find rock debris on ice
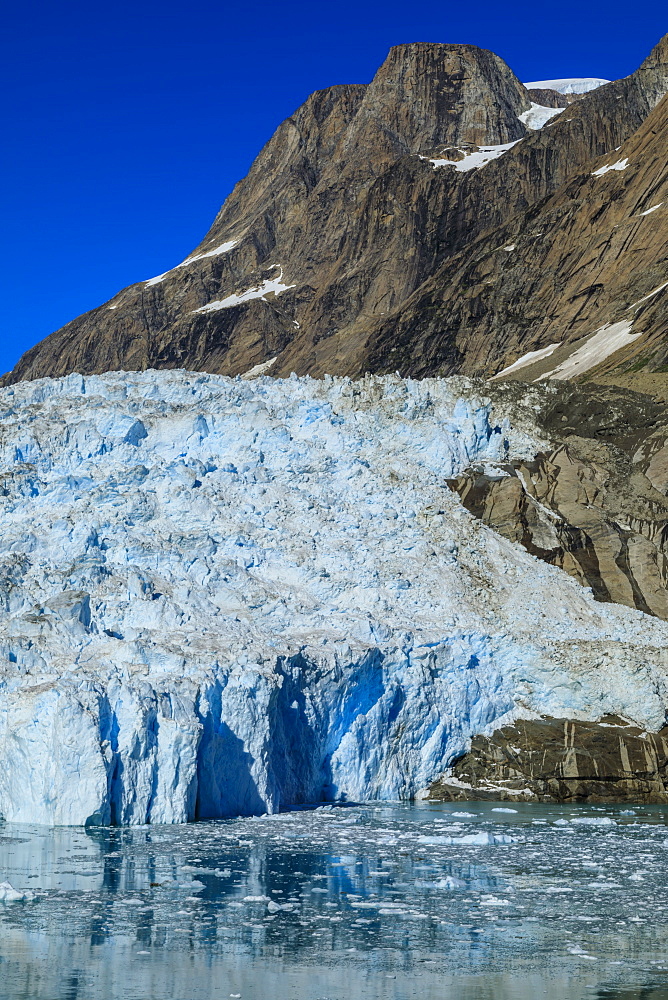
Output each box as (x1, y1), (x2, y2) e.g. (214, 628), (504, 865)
(1, 370), (668, 826)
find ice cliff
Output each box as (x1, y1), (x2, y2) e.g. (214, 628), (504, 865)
(1, 370), (668, 826)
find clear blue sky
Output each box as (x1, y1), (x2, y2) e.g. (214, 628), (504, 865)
(1, 0), (665, 374)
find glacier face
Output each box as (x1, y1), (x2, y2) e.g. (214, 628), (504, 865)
(1, 370), (668, 826)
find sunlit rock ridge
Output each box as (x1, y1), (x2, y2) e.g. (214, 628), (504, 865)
(5, 34), (667, 388)
(2, 370), (668, 826)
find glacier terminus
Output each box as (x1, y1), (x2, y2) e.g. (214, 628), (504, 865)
(1, 370), (668, 826)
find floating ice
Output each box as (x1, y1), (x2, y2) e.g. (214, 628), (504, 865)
(418, 832), (517, 846)
(0, 881), (34, 902)
(571, 817), (615, 826)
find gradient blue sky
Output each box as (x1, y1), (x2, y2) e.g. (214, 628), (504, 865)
(1, 0), (665, 374)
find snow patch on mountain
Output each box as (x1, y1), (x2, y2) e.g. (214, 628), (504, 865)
(145, 240), (239, 287)
(241, 357), (280, 379)
(524, 78), (610, 95)
(638, 203), (663, 217)
(629, 282), (668, 309)
(428, 141), (521, 172)
(193, 267), (295, 312)
(1, 371), (668, 827)
(490, 344), (562, 380)
(538, 321), (641, 380)
(592, 158), (629, 176)
(518, 104), (563, 130)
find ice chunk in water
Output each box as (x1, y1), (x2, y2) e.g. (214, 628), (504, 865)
(418, 832), (517, 846)
(0, 881), (33, 902)
(438, 876), (466, 889)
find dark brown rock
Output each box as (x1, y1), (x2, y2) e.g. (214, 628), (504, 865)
(4, 35), (667, 385)
(359, 57), (668, 382)
(428, 715), (668, 803)
(449, 380), (668, 620)
(526, 87), (572, 107)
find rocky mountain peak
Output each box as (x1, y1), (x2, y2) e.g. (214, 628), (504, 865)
(634, 31), (668, 107)
(4, 33), (666, 391)
(639, 31), (668, 71)
(343, 42), (530, 156)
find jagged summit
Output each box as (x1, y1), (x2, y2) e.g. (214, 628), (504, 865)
(346, 42), (530, 153)
(4, 33), (667, 387)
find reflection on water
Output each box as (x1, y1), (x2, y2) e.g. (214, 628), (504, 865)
(1, 802), (668, 999)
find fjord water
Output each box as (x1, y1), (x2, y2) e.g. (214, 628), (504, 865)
(1, 803), (668, 1000)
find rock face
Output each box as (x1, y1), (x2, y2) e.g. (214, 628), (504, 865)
(446, 380), (668, 621)
(449, 448), (668, 618)
(428, 716), (668, 803)
(5, 35), (667, 385)
(4, 372), (668, 824)
(525, 87), (573, 107)
(362, 50), (668, 382)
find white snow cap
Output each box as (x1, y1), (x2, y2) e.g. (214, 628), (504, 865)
(523, 78), (610, 95)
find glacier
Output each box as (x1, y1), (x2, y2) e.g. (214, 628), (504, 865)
(1, 370), (668, 826)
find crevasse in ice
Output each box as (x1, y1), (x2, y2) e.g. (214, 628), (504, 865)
(0, 371), (667, 826)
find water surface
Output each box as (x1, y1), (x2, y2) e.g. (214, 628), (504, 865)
(1, 801), (668, 1000)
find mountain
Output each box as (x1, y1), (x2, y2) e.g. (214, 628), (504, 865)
(5, 35), (667, 386)
(366, 62), (668, 383)
(4, 37), (668, 823)
(4, 371), (668, 824)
